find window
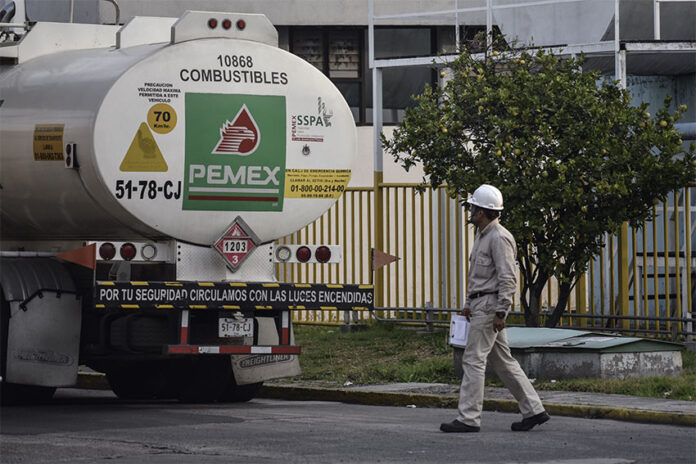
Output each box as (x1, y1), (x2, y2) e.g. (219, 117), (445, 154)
(291, 28), (365, 123)
(290, 26), (464, 125)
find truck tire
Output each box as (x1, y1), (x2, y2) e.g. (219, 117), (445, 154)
(218, 377), (263, 403)
(176, 356), (231, 403)
(0, 382), (56, 405)
(105, 362), (174, 400)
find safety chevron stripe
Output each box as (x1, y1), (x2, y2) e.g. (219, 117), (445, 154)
(281, 311), (289, 345)
(167, 345), (301, 355)
(99, 304), (369, 311)
(95, 282), (376, 289)
(180, 310), (189, 344)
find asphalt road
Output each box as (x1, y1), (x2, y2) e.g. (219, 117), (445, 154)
(1, 388), (694, 464)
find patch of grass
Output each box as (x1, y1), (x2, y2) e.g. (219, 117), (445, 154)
(290, 323), (458, 385)
(291, 323), (696, 401)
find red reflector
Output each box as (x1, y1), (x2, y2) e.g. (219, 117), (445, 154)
(296, 246), (311, 263)
(99, 243), (116, 261)
(222, 19), (232, 30)
(120, 243), (137, 261)
(236, 19), (246, 30)
(315, 246), (331, 263)
(208, 18), (218, 29)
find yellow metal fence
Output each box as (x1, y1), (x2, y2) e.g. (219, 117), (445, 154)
(277, 183), (695, 339)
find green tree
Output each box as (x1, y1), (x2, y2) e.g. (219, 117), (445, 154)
(383, 40), (696, 327)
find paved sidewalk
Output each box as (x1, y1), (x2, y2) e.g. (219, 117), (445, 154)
(75, 373), (695, 426)
(258, 380), (696, 427)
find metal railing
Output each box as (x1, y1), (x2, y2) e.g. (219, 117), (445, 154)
(278, 183), (695, 340)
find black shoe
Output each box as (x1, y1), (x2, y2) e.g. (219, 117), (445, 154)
(440, 419), (480, 433)
(511, 411), (550, 431)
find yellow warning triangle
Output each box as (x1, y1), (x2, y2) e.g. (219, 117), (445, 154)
(120, 122), (168, 172)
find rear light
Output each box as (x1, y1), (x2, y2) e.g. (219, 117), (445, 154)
(236, 19), (246, 30)
(296, 246), (311, 263)
(141, 243), (157, 261)
(207, 18), (218, 29)
(120, 243), (137, 261)
(315, 246), (331, 263)
(272, 245), (340, 263)
(222, 19), (232, 30)
(99, 242), (116, 260)
(275, 245), (292, 262)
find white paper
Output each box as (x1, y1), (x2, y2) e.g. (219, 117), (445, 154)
(449, 315), (470, 348)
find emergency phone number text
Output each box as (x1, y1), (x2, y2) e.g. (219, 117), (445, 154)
(289, 184), (345, 194)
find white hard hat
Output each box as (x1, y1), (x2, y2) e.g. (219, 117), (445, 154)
(467, 184), (504, 210)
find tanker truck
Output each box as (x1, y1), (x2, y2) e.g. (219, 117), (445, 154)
(0, 8), (372, 403)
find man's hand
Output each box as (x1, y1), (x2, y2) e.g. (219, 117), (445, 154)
(493, 315), (505, 332)
(462, 308), (471, 322)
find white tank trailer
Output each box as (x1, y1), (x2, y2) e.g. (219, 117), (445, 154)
(0, 9), (372, 403)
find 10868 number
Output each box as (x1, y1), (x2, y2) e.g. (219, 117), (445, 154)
(217, 55), (253, 68)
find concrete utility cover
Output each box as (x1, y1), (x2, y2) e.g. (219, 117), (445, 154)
(506, 327), (683, 352)
(505, 328), (684, 380)
(454, 328), (683, 380)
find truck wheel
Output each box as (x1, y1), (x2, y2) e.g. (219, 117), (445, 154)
(1, 382), (56, 405)
(218, 377), (263, 403)
(176, 356), (231, 403)
(106, 362), (172, 400)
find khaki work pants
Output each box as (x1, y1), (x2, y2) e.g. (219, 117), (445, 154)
(457, 296), (544, 427)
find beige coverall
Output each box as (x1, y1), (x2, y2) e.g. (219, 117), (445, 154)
(457, 219), (545, 427)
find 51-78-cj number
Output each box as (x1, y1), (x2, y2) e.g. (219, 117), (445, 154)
(219, 318), (253, 338)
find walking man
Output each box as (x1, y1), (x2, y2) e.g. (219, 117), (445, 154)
(441, 184), (549, 433)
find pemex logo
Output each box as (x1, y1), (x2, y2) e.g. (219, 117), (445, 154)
(212, 104), (260, 156)
(184, 93), (286, 213)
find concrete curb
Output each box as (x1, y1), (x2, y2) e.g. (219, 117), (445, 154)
(258, 385), (696, 427)
(75, 372), (111, 390)
(74, 373), (695, 427)
(76, 372), (111, 390)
